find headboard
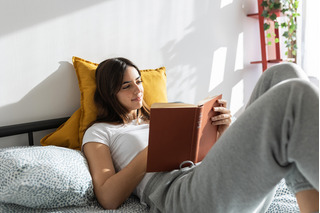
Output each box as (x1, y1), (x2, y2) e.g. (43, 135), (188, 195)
(0, 117), (69, 146)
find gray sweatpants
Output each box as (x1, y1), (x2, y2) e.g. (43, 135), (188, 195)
(143, 63), (319, 213)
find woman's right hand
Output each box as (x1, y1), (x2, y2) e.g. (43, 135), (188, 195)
(211, 99), (232, 138)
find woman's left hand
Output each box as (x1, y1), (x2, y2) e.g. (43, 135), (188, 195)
(211, 99), (232, 138)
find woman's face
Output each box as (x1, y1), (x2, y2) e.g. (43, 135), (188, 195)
(116, 66), (144, 115)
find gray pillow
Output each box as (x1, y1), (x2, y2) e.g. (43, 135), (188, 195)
(0, 146), (94, 208)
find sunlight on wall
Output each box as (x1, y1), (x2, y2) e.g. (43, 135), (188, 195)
(234, 32), (244, 71)
(220, 0), (233, 8)
(208, 47), (227, 92)
(0, 16), (74, 107)
(230, 79), (244, 115)
(167, 64), (197, 104)
(0, 26), (52, 107)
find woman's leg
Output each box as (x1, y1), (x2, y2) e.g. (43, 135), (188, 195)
(145, 63), (319, 213)
(191, 81), (317, 212)
(246, 62), (310, 107)
(247, 63), (319, 212)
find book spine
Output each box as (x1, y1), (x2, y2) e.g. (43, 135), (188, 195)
(190, 106), (203, 162)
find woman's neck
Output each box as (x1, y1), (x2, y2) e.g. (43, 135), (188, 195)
(128, 110), (138, 120)
(125, 110), (149, 125)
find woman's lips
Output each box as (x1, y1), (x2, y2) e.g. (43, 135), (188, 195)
(132, 96), (142, 101)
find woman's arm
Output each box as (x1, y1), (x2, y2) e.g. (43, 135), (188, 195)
(211, 99), (232, 138)
(83, 142), (147, 209)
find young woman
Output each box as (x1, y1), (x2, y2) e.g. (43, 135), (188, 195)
(83, 58), (319, 213)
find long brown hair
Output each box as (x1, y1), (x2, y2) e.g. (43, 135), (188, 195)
(94, 57), (150, 124)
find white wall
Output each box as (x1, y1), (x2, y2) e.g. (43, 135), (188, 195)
(0, 0), (262, 147)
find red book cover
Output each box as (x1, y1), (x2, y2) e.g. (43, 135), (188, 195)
(147, 94), (222, 172)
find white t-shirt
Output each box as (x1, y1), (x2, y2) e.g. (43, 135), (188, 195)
(82, 120), (154, 204)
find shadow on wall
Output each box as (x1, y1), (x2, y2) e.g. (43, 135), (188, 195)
(161, 0), (261, 117)
(0, 62), (80, 126)
(0, 0), (107, 38)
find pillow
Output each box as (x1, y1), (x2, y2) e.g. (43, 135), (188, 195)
(0, 146), (94, 208)
(40, 108), (81, 149)
(41, 56), (167, 149)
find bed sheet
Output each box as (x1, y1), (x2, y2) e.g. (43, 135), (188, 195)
(0, 146), (299, 213)
(0, 195), (149, 213)
(0, 180), (299, 213)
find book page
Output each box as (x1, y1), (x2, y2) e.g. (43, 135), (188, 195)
(197, 95), (219, 106)
(151, 102), (196, 108)
(151, 95), (221, 109)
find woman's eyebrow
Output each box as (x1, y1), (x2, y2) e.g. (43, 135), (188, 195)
(122, 76), (141, 85)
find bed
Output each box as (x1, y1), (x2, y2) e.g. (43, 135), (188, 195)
(0, 57), (301, 212)
(0, 117), (301, 213)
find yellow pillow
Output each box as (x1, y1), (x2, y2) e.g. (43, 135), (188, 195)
(41, 56), (167, 149)
(40, 108), (81, 149)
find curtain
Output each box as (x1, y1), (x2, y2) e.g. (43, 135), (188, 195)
(299, 0), (320, 82)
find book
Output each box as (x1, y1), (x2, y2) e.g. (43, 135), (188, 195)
(146, 94), (222, 172)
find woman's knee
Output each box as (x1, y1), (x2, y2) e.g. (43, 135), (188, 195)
(269, 79), (319, 109)
(247, 63), (313, 108)
(276, 78), (317, 93)
(264, 62), (309, 82)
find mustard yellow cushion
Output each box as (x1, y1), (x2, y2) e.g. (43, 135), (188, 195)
(40, 108), (81, 149)
(72, 57), (98, 145)
(140, 68), (168, 108)
(41, 56), (167, 149)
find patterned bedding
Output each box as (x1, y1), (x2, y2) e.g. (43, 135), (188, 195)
(0, 196), (149, 213)
(0, 146), (299, 212)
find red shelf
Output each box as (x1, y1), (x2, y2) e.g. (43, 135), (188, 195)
(247, 13), (259, 17)
(250, 59), (282, 64)
(247, 1), (282, 71)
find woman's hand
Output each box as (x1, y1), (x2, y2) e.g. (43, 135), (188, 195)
(211, 99), (232, 139)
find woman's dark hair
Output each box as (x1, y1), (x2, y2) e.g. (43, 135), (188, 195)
(93, 57), (150, 124)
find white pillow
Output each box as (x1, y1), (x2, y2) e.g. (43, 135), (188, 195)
(0, 146), (94, 208)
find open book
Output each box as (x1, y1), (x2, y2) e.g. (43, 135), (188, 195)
(146, 94), (222, 172)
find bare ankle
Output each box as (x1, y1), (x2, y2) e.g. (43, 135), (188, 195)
(296, 189), (319, 213)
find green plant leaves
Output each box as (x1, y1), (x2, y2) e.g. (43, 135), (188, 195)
(274, 2), (281, 9)
(264, 23), (270, 30)
(261, 1), (269, 7)
(260, 0), (299, 57)
(261, 10), (269, 18)
(270, 13), (277, 21)
(282, 31), (289, 38)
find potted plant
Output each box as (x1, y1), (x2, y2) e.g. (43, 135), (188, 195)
(261, 0), (300, 62)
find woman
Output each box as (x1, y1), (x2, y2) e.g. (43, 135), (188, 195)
(83, 58), (319, 212)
